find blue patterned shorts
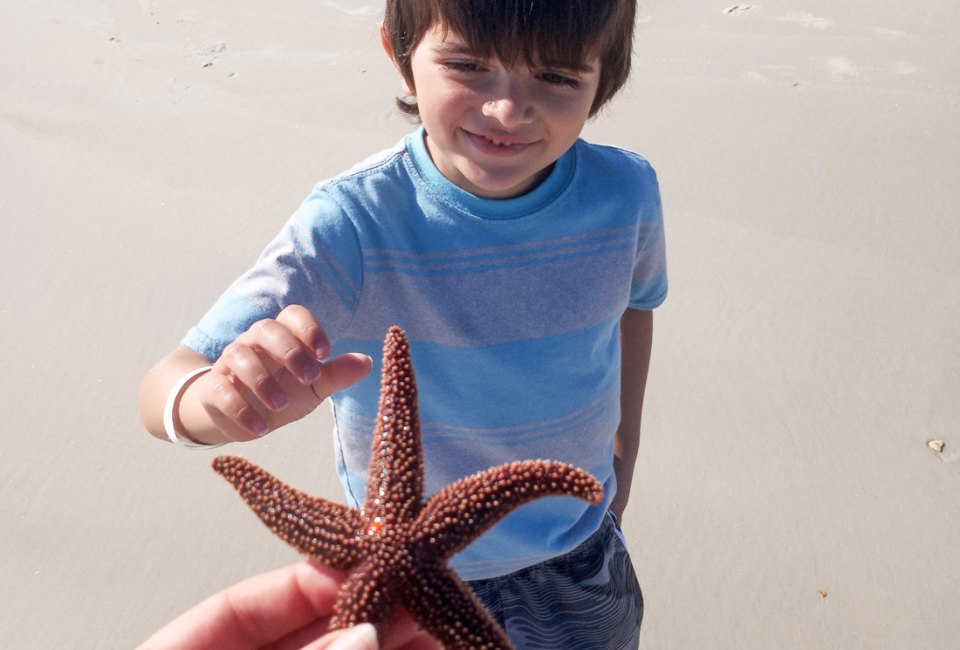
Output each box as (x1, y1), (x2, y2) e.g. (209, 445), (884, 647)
(468, 513), (643, 649)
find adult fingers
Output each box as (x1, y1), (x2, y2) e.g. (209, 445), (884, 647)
(281, 623), (377, 650)
(137, 562), (344, 650)
(280, 609), (441, 650)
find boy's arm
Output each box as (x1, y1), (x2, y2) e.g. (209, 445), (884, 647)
(139, 305), (371, 445)
(609, 308), (654, 522)
(139, 345), (224, 443)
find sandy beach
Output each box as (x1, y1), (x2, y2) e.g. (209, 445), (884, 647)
(2, 1), (958, 648)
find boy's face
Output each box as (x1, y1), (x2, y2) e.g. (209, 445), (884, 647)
(405, 24), (601, 199)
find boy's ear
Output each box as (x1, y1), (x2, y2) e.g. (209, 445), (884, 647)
(380, 22), (396, 61)
(380, 21), (415, 96)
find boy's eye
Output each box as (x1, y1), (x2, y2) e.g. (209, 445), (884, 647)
(442, 60), (484, 73)
(538, 72), (581, 89)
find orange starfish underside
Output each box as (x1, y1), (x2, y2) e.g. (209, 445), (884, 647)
(213, 326), (603, 649)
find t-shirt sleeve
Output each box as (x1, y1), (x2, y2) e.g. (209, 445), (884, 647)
(181, 187), (363, 360)
(628, 161), (668, 310)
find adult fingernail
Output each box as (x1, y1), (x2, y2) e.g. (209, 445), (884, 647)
(327, 623), (378, 650)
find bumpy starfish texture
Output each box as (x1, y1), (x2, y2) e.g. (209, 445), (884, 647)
(213, 326), (604, 649)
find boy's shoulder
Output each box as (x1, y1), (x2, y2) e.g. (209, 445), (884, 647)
(319, 136), (412, 191)
(575, 139), (655, 174)
(573, 139), (659, 193)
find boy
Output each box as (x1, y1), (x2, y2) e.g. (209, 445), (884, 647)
(140, 1), (666, 647)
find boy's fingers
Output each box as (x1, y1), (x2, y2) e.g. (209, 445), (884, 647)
(202, 374), (271, 439)
(220, 341), (291, 413)
(310, 353), (373, 402)
(276, 304), (332, 360)
(240, 318), (323, 386)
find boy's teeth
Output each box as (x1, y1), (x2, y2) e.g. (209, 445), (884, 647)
(477, 132), (523, 147)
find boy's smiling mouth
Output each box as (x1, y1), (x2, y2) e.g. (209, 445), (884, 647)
(463, 129), (536, 155)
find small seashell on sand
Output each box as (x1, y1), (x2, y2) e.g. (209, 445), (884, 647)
(818, 590), (828, 599)
(928, 439), (945, 453)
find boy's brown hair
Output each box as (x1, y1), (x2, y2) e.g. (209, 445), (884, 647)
(383, 0), (636, 118)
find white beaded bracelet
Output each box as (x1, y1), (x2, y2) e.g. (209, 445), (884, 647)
(163, 365), (224, 449)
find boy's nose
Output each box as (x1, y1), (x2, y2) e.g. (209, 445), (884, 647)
(482, 78), (534, 127)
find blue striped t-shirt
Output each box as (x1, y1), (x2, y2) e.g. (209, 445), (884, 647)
(183, 127), (667, 580)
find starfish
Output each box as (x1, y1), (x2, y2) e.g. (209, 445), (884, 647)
(213, 326), (604, 649)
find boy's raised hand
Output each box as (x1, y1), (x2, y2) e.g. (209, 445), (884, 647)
(174, 305), (371, 444)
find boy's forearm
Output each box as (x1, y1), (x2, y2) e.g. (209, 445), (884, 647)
(611, 308), (653, 521)
(138, 346), (224, 444)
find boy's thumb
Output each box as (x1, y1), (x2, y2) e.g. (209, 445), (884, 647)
(310, 353), (374, 402)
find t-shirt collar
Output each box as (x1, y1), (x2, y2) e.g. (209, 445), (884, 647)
(406, 126), (575, 220)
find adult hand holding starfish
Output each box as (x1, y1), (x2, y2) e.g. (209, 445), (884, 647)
(138, 560), (439, 650)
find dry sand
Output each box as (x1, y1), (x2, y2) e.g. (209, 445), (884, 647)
(2, 1), (959, 648)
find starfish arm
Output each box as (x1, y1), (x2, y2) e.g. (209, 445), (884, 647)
(403, 564), (513, 650)
(213, 456), (365, 569)
(364, 327), (424, 527)
(328, 560), (399, 635)
(414, 460), (604, 558)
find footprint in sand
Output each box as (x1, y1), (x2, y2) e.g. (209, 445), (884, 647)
(779, 11), (834, 30)
(873, 27), (905, 40)
(197, 42), (228, 68)
(813, 56), (861, 82)
(316, 1), (379, 17)
(890, 61), (919, 75)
